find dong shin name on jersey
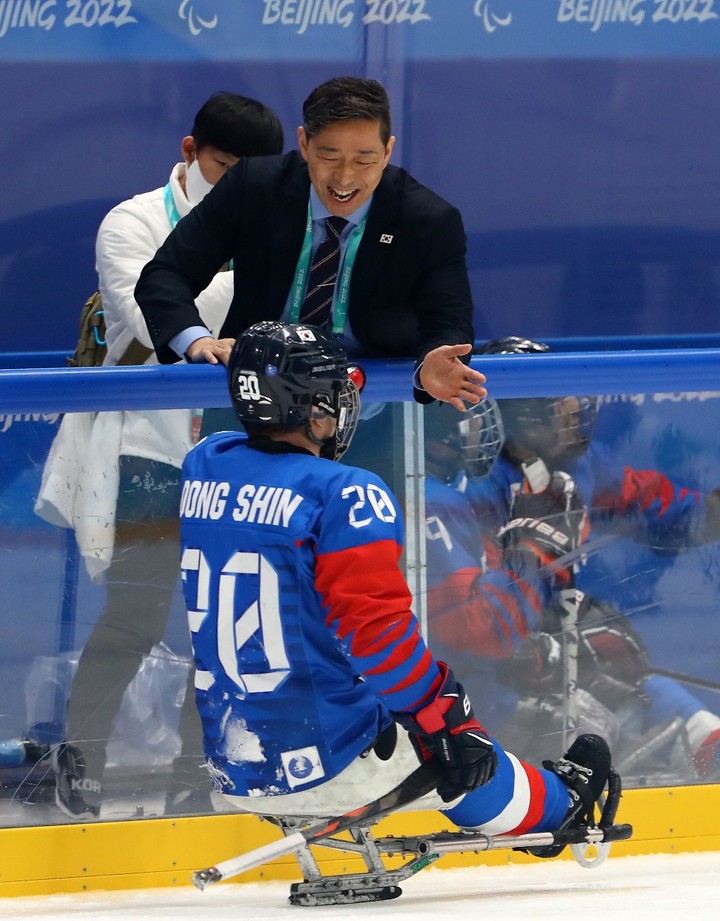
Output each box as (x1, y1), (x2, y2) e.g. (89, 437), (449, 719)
(180, 479), (303, 528)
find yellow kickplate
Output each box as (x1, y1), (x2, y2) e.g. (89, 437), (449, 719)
(2, 784), (719, 897)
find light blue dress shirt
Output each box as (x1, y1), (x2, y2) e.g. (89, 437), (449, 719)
(170, 187), (372, 361)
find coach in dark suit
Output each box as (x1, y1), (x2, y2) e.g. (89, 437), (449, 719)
(136, 76), (486, 408)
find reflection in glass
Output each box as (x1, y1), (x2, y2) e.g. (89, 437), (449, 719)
(423, 392), (720, 790)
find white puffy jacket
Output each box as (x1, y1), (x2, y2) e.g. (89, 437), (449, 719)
(98, 162), (233, 467)
(35, 165), (233, 579)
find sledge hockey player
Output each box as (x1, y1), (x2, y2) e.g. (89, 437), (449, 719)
(422, 397), (549, 733)
(423, 399), (611, 752)
(178, 320), (620, 863)
(431, 337), (720, 778)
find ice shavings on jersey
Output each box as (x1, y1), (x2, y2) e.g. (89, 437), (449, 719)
(205, 759), (232, 791)
(221, 713), (265, 763)
(247, 785), (285, 798)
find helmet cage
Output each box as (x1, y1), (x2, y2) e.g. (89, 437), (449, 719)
(551, 395), (598, 455)
(324, 377), (361, 460)
(475, 336), (597, 460)
(457, 398), (505, 478)
(501, 395), (598, 459)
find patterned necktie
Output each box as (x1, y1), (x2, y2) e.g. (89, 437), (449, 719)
(299, 216), (348, 329)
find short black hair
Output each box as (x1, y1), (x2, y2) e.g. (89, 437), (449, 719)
(302, 77), (392, 145)
(191, 92), (284, 158)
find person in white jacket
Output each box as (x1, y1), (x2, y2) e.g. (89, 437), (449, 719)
(41, 92), (284, 820)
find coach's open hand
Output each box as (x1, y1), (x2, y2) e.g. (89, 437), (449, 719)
(420, 344), (487, 410)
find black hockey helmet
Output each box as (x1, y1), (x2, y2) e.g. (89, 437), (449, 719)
(227, 321), (364, 460)
(476, 336), (597, 462)
(476, 336), (550, 356)
(424, 399), (505, 481)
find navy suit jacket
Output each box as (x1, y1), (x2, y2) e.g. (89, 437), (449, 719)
(135, 152), (474, 399)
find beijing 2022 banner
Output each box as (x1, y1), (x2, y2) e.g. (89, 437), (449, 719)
(1, 0), (719, 60)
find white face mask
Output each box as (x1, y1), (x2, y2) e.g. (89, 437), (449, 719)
(184, 157), (215, 207)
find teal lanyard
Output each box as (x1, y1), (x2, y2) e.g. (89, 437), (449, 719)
(163, 182), (182, 229)
(289, 201), (367, 335)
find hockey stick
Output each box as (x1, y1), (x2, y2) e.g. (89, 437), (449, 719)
(517, 458), (582, 751)
(191, 760), (441, 890)
(647, 666), (720, 694)
(557, 585), (580, 750)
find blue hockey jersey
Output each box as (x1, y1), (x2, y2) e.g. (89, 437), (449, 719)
(179, 432), (441, 799)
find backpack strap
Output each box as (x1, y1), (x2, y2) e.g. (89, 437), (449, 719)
(116, 337), (154, 367)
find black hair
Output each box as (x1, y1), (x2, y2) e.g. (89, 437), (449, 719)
(302, 77), (392, 145)
(191, 92), (284, 158)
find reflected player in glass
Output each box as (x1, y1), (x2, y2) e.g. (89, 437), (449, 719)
(425, 337), (720, 780)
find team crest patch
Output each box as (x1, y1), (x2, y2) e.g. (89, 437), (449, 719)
(281, 746), (325, 789)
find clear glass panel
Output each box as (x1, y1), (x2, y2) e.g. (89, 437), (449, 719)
(0, 399), (413, 827)
(423, 391), (720, 790)
(2, 383), (720, 830)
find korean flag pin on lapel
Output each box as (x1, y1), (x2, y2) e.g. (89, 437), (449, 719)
(379, 233), (393, 244)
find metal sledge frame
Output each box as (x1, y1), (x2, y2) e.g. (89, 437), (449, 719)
(192, 763), (633, 906)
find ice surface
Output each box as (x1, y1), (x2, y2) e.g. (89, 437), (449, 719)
(2, 851), (718, 920)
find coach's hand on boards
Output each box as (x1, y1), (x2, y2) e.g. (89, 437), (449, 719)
(497, 458), (589, 586)
(185, 335), (236, 365)
(397, 662), (497, 802)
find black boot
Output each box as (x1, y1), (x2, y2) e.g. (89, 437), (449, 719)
(53, 743), (102, 819)
(527, 733), (611, 859)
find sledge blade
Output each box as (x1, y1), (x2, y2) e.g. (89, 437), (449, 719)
(287, 850), (442, 907)
(289, 883), (403, 906)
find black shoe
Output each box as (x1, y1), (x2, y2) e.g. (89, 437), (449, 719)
(528, 733), (612, 859)
(53, 743), (101, 819)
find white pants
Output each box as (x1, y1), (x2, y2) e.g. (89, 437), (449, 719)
(222, 728), (448, 819)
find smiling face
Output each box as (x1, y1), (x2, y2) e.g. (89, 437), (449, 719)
(297, 119), (395, 217)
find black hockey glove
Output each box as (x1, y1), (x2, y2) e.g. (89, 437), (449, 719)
(396, 662), (497, 802)
(581, 622), (648, 683)
(497, 459), (588, 586)
(544, 594), (649, 687)
(495, 632), (563, 695)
